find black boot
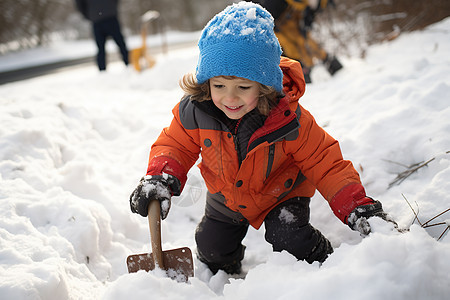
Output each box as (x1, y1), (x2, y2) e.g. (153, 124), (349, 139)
(304, 229), (334, 264)
(324, 55), (343, 75)
(197, 246), (245, 275)
(199, 257), (242, 275)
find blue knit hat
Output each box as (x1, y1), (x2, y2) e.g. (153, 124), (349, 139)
(196, 1), (283, 92)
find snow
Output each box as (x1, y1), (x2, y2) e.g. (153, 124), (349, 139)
(201, 2), (273, 41)
(1, 17), (450, 300)
(278, 208), (297, 224)
(246, 7), (257, 20)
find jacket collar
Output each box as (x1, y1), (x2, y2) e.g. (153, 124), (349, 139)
(247, 97), (300, 152)
(248, 57), (306, 151)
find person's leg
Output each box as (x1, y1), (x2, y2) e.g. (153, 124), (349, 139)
(195, 192), (249, 274)
(107, 17), (129, 66)
(93, 21), (107, 71)
(301, 32), (343, 75)
(275, 19), (314, 68)
(304, 32), (328, 62)
(264, 197), (333, 263)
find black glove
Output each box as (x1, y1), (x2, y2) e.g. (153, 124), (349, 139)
(347, 200), (398, 236)
(129, 175), (174, 220)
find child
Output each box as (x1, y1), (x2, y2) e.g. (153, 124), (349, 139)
(130, 2), (395, 275)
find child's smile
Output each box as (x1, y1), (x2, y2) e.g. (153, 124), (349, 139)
(224, 104), (244, 113)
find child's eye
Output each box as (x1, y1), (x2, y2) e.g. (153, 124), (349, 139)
(213, 84), (224, 89)
(239, 86), (251, 90)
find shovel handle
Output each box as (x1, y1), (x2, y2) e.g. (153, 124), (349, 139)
(148, 200), (165, 269)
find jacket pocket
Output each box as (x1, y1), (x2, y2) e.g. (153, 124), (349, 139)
(259, 160), (304, 202)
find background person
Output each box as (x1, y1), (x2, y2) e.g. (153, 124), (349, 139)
(75, 0), (129, 71)
(256, 0), (343, 83)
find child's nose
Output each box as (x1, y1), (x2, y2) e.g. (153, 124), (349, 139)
(225, 90), (239, 102)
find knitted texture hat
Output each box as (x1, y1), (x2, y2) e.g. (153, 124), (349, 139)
(196, 2), (283, 92)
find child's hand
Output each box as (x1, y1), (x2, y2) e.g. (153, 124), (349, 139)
(129, 176), (172, 220)
(347, 200), (398, 236)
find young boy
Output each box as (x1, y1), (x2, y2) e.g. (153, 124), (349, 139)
(130, 2), (395, 275)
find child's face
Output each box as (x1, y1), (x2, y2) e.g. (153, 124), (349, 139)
(210, 76), (259, 120)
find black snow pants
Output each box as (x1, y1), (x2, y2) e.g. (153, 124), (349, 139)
(195, 192), (333, 274)
(92, 16), (128, 70)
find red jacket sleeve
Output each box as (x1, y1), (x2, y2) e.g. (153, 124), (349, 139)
(329, 183), (375, 223)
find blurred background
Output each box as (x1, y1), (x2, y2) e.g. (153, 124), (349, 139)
(0, 0), (449, 57)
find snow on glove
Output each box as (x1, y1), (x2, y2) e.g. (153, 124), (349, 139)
(347, 200), (398, 236)
(129, 175), (173, 220)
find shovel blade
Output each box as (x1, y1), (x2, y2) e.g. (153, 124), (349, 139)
(127, 247), (194, 282)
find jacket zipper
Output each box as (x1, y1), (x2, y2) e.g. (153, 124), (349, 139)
(266, 144), (275, 179)
(233, 118), (243, 164)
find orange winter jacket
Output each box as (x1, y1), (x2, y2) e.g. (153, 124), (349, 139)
(147, 57), (362, 229)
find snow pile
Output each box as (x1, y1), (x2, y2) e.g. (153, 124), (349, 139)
(0, 18), (449, 300)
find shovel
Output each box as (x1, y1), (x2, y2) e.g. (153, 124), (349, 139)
(127, 199), (194, 282)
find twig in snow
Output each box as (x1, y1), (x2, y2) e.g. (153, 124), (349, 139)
(422, 208), (450, 227)
(402, 193), (421, 226)
(402, 194), (450, 241)
(387, 151), (450, 189)
(388, 157), (435, 189)
(437, 226), (449, 241)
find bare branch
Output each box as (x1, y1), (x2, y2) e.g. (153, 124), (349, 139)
(388, 157), (435, 188)
(402, 194), (422, 227)
(422, 208), (450, 227)
(437, 226), (449, 242)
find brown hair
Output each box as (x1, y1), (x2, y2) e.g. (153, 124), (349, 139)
(179, 73), (281, 116)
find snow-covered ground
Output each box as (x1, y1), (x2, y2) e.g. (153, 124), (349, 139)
(0, 31), (200, 72)
(0, 18), (449, 300)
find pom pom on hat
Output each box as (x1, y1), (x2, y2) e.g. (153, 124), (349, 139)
(196, 1), (283, 92)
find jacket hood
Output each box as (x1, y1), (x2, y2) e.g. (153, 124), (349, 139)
(280, 57), (306, 104)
